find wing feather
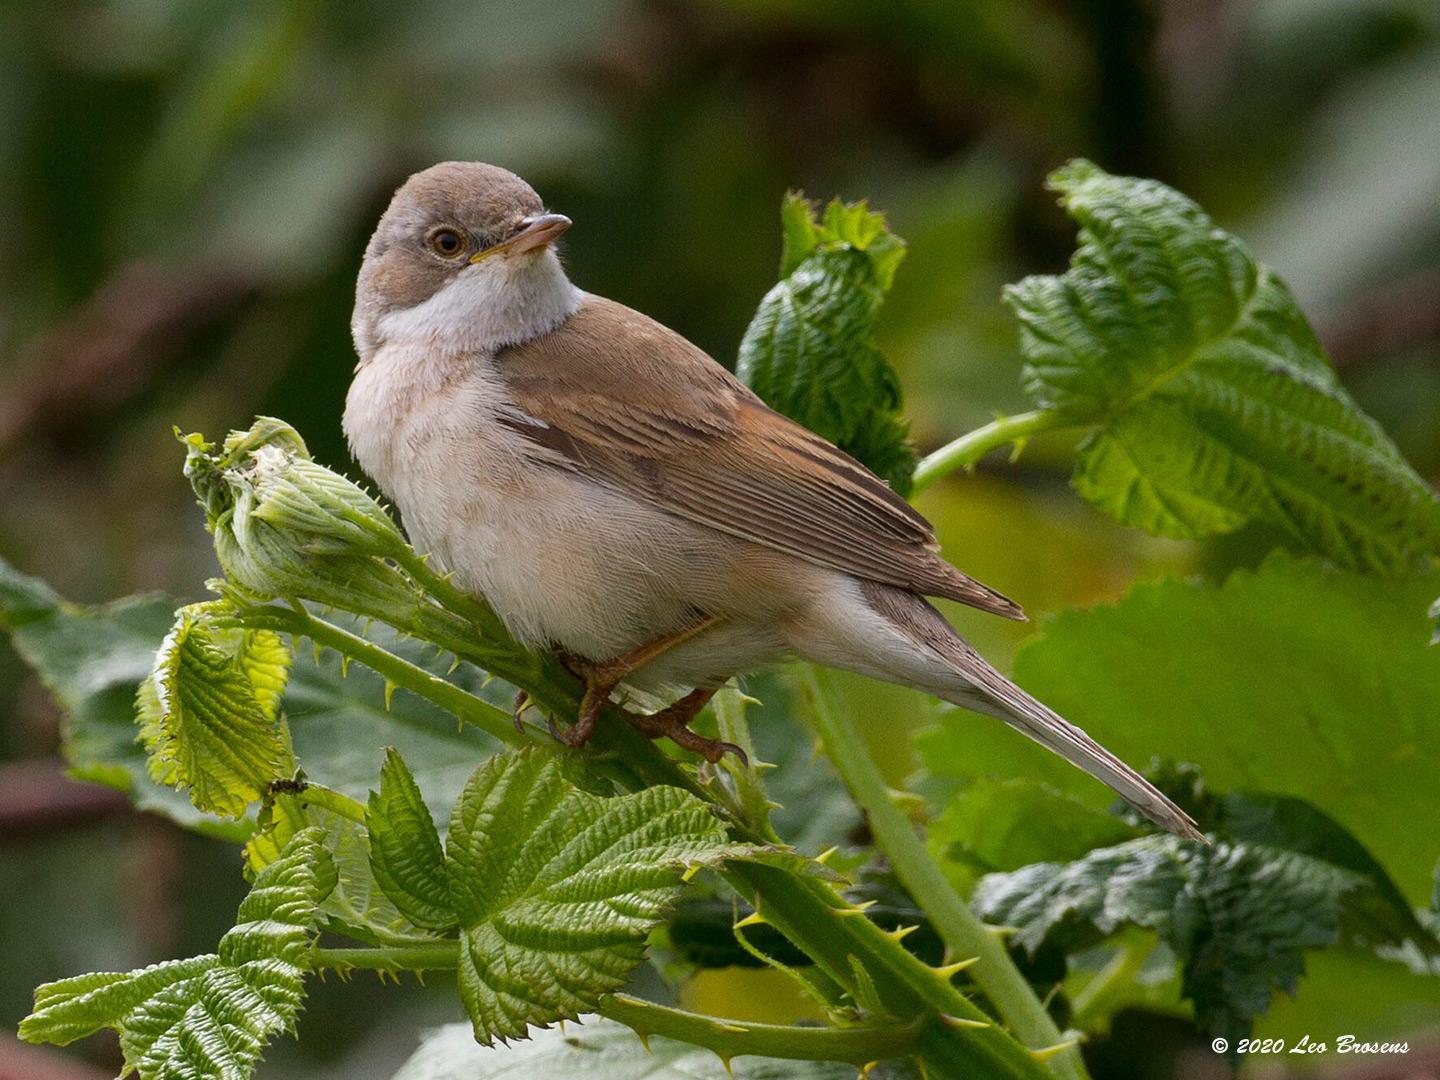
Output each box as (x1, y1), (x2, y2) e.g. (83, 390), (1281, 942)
(495, 295), (1023, 619)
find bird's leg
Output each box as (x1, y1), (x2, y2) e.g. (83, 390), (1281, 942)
(627, 687), (744, 765)
(555, 615), (720, 750)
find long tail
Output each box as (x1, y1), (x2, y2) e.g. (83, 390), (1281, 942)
(944, 648), (1204, 841)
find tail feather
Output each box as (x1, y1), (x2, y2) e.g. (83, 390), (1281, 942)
(947, 651), (1204, 842)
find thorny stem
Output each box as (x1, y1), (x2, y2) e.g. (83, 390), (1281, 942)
(910, 410), (1074, 492)
(235, 603), (525, 747)
(800, 667), (1089, 1080)
(307, 945), (922, 1065)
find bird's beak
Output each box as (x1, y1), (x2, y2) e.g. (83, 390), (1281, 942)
(471, 213), (572, 263)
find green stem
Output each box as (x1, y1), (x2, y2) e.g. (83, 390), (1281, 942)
(601, 993), (922, 1066)
(311, 943), (457, 972)
(289, 782), (368, 825)
(307, 945), (923, 1065)
(237, 603), (525, 748)
(713, 685), (776, 838)
(911, 410), (1071, 492)
(799, 668), (1088, 1080)
(1070, 938), (1154, 1031)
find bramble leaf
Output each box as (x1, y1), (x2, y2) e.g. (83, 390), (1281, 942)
(20, 827), (333, 1079)
(1007, 160), (1440, 571)
(739, 193), (917, 492)
(927, 777), (1138, 895)
(445, 749), (735, 1044)
(972, 778), (1440, 1048)
(368, 747), (456, 930)
(138, 601), (293, 818)
(0, 556), (245, 838)
(917, 555), (1440, 902)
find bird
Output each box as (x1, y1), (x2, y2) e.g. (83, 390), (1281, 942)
(342, 161), (1201, 841)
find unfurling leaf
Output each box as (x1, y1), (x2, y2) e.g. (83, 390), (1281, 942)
(20, 828), (333, 1080)
(138, 600), (293, 818)
(1008, 159), (1440, 572)
(739, 193), (917, 493)
(368, 748), (456, 930)
(445, 749), (736, 1044)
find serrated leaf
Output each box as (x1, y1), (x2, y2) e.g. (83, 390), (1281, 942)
(368, 748), (455, 930)
(917, 555), (1440, 903)
(20, 828), (332, 1079)
(739, 194), (917, 492)
(390, 1017), (870, 1080)
(928, 777), (1138, 895)
(246, 791), (419, 946)
(138, 601), (293, 819)
(1006, 159), (1440, 571)
(444, 749), (735, 1044)
(972, 823), (1439, 1046)
(0, 557), (246, 838)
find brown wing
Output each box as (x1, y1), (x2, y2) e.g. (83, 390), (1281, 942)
(495, 295), (1023, 619)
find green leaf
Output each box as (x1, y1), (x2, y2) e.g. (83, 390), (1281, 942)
(971, 834), (1421, 1046)
(1006, 159), (1440, 571)
(445, 749), (735, 1044)
(917, 555), (1440, 903)
(368, 748), (456, 931)
(927, 777), (1139, 895)
(0, 556), (246, 838)
(739, 193), (917, 493)
(20, 827), (333, 1079)
(389, 1017), (876, 1080)
(138, 601), (293, 819)
(246, 791), (420, 946)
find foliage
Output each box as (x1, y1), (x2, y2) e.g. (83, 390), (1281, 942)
(5, 165), (1438, 1080)
(19, 828), (333, 1079)
(1008, 161), (1440, 571)
(970, 782), (1440, 1051)
(738, 194), (918, 492)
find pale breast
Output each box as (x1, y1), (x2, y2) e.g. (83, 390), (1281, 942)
(343, 343), (803, 677)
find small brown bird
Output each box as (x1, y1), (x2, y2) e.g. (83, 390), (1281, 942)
(344, 161), (1200, 840)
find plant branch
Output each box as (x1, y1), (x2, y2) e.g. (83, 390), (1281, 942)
(307, 945), (923, 1066)
(601, 993), (922, 1066)
(233, 603), (526, 748)
(911, 410), (1073, 492)
(798, 667), (1088, 1080)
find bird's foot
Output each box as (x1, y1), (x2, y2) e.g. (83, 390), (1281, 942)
(627, 688), (745, 765)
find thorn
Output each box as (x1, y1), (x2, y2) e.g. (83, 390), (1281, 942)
(448, 655), (461, 674)
(859, 1062), (880, 1078)
(934, 957), (980, 980)
(716, 1022), (749, 1034)
(340, 654), (351, 677)
(987, 925), (1018, 939)
(681, 863), (702, 883)
(415, 969), (426, 987)
(632, 1028), (652, 1053)
(313, 642), (324, 666)
(939, 1014), (990, 1030)
(384, 680), (397, 709)
(1030, 1040), (1080, 1062)
(832, 899), (878, 917)
(815, 846), (838, 865)
(916, 1059), (931, 1080)
(886, 924), (920, 943)
(734, 910), (768, 929)
(751, 758), (777, 773)
(713, 1051), (734, 1076)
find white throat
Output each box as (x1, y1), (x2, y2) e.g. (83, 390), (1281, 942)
(364, 248), (581, 360)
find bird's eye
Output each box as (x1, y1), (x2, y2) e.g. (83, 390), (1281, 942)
(428, 228), (466, 258)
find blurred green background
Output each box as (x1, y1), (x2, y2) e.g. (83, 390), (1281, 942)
(2, 1), (1438, 1078)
